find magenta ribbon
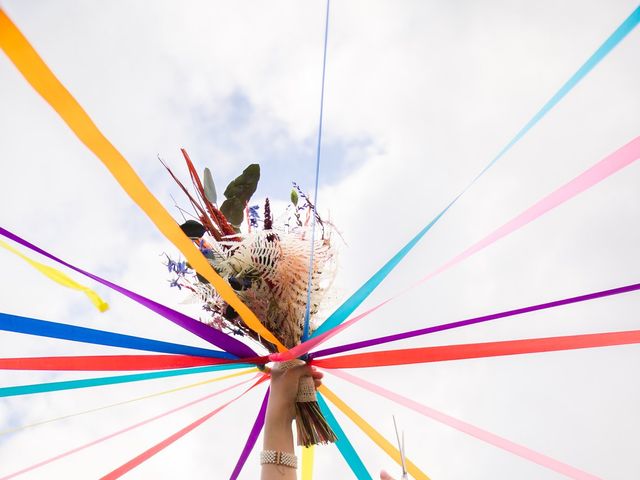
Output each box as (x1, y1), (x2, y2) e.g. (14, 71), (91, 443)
(0, 226), (256, 359)
(229, 387), (269, 479)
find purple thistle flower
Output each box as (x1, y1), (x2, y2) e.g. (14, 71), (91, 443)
(197, 239), (214, 257)
(249, 204), (260, 228)
(175, 261), (189, 275)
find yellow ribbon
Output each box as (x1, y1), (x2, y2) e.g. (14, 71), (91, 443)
(0, 239), (108, 312)
(0, 368), (257, 436)
(319, 385), (431, 480)
(302, 445), (315, 480)
(0, 9), (286, 352)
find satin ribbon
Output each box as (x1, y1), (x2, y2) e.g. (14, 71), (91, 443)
(311, 282), (640, 357)
(278, 135), (640, 361)
(302, 446), (315, 480)
(1, 369), (256, 436)
(327, 369), (601, 480)
(319, 385), (430, 480)
(0, 363), (250, 398)
(0, 375), (261, 480)
(0, 239), (108, 312)
(229, 387), (269, 479)
(0, 312), (237, 359)
(311, 7), (640, 339)
(0, 226), (256, 359)
(0, 9), (285, 352)
(317, 393), (372, 479)
(100, 375), (268, 479)
(0, 354), (256, 371)
(313, 330), (640, 369)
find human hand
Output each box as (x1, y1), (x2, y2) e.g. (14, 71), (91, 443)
(266, 361), (323, 425)
(380, 470), (397, 480)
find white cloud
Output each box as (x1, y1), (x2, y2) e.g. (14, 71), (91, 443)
(1, 0), (639, 478)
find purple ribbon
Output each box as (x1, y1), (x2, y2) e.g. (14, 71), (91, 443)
(311, 282), (640, 358)
(229, 387), (269, 479)
(0, 226), (257, 359)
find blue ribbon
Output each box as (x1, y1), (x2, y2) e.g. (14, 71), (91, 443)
(0, 312), (237, 359)
(301, 0), (332, 342)
(312, 6), (640, 338)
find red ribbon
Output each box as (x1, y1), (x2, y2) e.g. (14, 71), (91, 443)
(0, 354), (268, 371)
(313, 329), (640, 369)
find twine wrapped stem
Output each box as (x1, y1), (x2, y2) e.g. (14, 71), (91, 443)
(277, 360), (337, 447)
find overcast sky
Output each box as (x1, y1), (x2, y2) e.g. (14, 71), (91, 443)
(1, 1), (639, 479)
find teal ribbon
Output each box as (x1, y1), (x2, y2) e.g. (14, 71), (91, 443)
(312, 6), (640, 338)
(0, 363), (251, 398)
(318, 392), (372, 479)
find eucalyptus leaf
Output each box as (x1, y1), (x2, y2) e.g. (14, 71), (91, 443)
(223, 164), (260, 201)
(220, 164), (260, 227)
(220, 197), (245, 226)
(203, 168), (217, 204)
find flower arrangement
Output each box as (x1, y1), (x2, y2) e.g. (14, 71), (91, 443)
(162, 149), (338, 446)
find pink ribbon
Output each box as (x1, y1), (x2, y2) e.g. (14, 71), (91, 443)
(0, 375), (260, 480)
(326, 369), (601, 480)
(274, 135), (640, 361)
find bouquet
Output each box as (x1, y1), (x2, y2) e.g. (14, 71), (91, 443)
(161, 149), (338, 446)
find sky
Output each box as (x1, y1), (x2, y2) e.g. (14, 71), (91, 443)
(0, 1), (639, 479)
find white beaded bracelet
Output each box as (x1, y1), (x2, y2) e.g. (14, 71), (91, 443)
(260, 450), (298, 469)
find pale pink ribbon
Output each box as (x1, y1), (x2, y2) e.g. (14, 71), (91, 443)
(326, 368), (602, 480)
(273, 135), (640, 361)
(0, 375), (260, 479)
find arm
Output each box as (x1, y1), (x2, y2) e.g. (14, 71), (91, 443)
(260, 363), (322, 480)
(259, 363), (397, 480)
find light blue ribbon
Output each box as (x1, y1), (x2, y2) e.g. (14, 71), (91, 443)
(312, 6), (640, 338)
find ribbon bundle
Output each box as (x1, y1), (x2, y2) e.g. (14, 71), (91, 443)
(1, 4), (639, 479)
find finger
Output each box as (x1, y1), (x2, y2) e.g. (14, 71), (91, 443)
(313, 378), (322, 388)
(288, 363), (313, 380)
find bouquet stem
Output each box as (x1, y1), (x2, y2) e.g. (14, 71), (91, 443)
(295, 375), (337, 446)
(279, 361), (337, 447)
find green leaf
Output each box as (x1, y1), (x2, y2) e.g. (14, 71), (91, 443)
(220, 164), (260, 227)
(203, 168), (217, 204)
(220, 197), (245, 226)
(223, 164), (260, 202)
(290, 189), (298, 206)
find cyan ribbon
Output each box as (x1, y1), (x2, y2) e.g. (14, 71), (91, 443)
(312, 6), (640, 338)
(312, 205), (449, 337)
(0, 312), (236, 359)
(317, 392), (372, 479)
(0, 363), (250, 398)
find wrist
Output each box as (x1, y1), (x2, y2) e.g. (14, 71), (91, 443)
(263, 413), (294, 454)
(265, 402), (295, 426)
